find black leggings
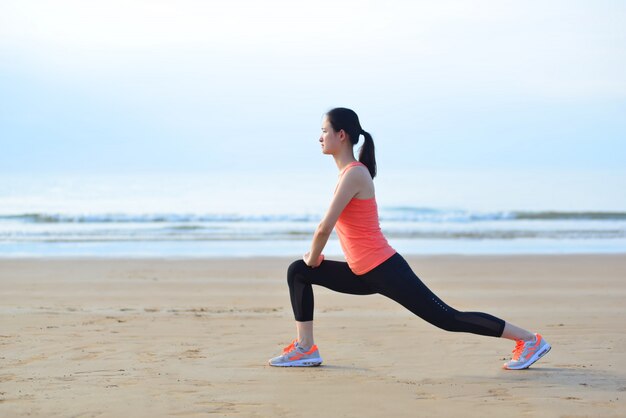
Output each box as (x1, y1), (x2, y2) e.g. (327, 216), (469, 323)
(287, 253), (505, 338)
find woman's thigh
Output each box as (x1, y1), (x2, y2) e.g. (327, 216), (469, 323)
(363, 253), (451, 316)
(293, 259), (376, 296)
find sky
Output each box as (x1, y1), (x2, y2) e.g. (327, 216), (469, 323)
(1, 0), (625, 210)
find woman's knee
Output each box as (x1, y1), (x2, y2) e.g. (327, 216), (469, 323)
(287, 259), (308, 285)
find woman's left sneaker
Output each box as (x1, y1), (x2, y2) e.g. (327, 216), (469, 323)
(268, 341), (323, 367)
(503, 333), (551, 370)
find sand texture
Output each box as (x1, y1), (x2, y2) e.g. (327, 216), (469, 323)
(1, 255), (625, 417)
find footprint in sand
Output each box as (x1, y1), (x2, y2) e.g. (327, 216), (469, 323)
(488, 388), (511, 399)
(180, 349), (205, 359)
(0, 374), (16, 383)
(70, 350), (102, 361)
(11, 354), (47, 366)
(138, 351), (162, 364)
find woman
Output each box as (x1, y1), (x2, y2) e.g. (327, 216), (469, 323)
(268, 107), (551, 370)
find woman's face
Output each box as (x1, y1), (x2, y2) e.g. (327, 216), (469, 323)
(319, 116), (343, 155)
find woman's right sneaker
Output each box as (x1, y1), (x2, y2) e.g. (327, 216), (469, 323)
(503, 333), (551, 370)
(268, 341), (323, 367)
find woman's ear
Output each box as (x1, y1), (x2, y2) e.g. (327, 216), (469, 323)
(339, 129), (347, 142)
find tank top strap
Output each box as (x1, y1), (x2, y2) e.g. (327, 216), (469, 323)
(335, 161), (365, 194)
(339, 161), (365, 178)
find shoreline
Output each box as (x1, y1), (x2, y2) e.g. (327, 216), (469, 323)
(1, 251), (625, 259)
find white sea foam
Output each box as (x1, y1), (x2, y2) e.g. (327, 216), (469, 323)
(1, 172), (625, 256)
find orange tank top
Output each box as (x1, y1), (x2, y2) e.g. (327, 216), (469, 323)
(334, 162), (396, 275)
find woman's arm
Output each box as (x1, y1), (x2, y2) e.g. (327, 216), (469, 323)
(303, 168), (365, 267)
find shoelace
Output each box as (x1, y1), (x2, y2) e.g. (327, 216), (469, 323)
(511, 340), (525, 360)
(282, 339), (298, 354)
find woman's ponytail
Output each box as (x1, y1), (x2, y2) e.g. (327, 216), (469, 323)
(358, 129), (377, 179)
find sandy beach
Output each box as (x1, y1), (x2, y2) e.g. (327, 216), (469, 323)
(1, 255), (625, 417)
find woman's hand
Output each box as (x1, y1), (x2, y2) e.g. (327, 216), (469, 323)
(303, 252), (324, 268)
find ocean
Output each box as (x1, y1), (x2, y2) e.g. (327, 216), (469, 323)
(1, 172), (625, 257)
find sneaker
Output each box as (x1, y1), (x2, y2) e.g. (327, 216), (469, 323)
(268, 340), (323, 367)
(503, 333), (551, 370)
(280, 339), (298, 354)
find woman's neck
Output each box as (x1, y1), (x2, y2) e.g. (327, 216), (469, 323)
(333, 151), (357, 173)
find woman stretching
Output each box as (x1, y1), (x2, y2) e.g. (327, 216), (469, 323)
(268, 107), (551, 370)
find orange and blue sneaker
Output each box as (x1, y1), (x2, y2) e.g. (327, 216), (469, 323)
(503, 333), (551, 370)
(268, 340), (323, 367)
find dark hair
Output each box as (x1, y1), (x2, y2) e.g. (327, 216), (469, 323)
(326, 107), (377, 178)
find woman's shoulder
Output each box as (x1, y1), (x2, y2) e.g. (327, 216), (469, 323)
(339, 161), (364, 174)
(341, 162), (370, 180)
(341, 162), (375, 198)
